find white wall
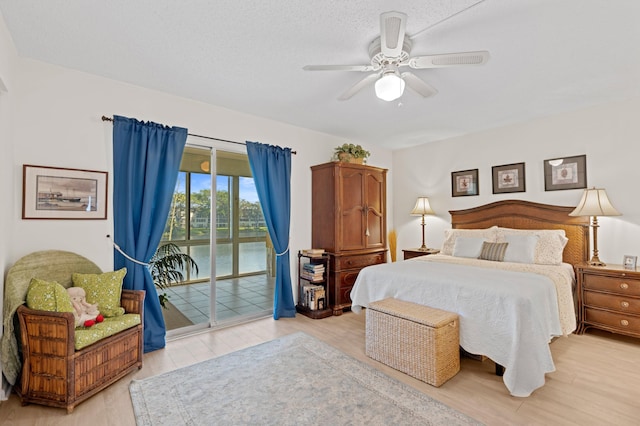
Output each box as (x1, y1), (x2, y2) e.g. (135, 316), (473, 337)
(1, 19), (393, 396)
(8, 56), (392, 277)
(393, 98), (640, 265)
(0, 9), (16, 400)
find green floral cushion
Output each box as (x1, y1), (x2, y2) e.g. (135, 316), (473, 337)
(74, 313), (141, 350)
(72, 268), (127, 317)
(25, 278), (74, 313)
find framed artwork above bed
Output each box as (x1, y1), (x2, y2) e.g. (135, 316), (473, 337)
(492, 162), (525, 194)
(544, 154), (587, 191)
(451, 169), (479, 197)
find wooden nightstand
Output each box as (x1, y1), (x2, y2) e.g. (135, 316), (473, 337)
(576, 263), (640, 338)
(402, 248), (440, 260)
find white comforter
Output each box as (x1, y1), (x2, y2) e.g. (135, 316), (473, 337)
(350, 254), (576, 397)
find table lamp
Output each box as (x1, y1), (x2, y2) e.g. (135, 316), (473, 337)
(410, 197), (435, 251)
(569, 187), (621, 266)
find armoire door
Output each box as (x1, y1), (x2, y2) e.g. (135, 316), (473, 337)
(338, 167), (367, 251)
(364, 169), (386, 249)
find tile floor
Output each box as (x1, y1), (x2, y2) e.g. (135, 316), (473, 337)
(164, 274), (275, 326)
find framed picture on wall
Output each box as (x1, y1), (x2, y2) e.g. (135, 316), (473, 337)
(22, 164), (108, 220)
(451, 169), (479, 197)
(492, 162), (526, 194)
(544, 155), (587, 191)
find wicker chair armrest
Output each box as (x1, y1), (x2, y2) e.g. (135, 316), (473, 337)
(16, 305), (76, 356)
(121, 289), (145, 315)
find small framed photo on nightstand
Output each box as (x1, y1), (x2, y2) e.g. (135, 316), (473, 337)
(623, 255), (637, 270)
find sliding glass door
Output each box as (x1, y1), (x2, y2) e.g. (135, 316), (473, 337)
(160, 146), (274, 334)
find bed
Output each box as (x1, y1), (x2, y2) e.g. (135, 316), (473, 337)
(350, 200), (589, 397)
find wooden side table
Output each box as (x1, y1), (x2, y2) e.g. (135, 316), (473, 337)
(576, 263), (640, 338)
(402, 248), (440, 260)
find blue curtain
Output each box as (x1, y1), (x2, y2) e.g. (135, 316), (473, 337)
(112, 115), (187, 352)
(246, 141), (296, 319)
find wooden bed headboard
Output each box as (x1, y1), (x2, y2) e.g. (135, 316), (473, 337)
(449, 200), (590, 267)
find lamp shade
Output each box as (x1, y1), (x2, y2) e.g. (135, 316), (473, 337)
(375, 73), (405, 102)
(569, 188), (621, 217)
(410, 197), (435, 216)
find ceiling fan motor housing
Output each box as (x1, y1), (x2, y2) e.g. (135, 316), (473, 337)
(369, 36), (412, 66)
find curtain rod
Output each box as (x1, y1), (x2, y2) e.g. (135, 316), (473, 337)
(101, 116), (296, 154)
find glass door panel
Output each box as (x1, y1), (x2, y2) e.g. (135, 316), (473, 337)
(215, 242), (232, 277)
(239, 242), (266, 274)
(238, 176), (267, 275)
(163, 172), (186, 241)
(162, 146), (273, 335)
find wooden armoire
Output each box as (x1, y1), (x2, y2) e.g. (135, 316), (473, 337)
(311, 161), (387, 315)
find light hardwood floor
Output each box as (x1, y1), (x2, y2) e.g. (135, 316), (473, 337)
(1, 312), (639, 425)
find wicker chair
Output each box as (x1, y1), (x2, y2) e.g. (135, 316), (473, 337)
(5, 250), (144, 413)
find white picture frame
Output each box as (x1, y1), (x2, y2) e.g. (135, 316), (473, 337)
(623, 254), (637, 270)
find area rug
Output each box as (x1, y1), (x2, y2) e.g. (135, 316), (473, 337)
(129, 332), (482, 426)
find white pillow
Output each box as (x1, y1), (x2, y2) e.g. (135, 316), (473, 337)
(441, 226), (498, 256)
(497, 227), (568, 265)
(452, 237), (487, 258)
(537, 234), (568, 265)
(503, 234), (539, 264)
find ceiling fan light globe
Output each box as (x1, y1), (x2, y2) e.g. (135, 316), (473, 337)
(375, 73), (405, 101)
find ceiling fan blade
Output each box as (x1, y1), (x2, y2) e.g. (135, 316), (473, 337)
(401, 72), (438, 98)
(380, 11), (407, 57)
(408, 51), (490, 69)
(338, 74), (379, 100)
(303, 64), (375, 72)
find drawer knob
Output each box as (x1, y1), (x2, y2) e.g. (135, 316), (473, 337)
(621, 301), (630, 308)
(620, 283), (629, 290)
(620, 319), (629, 327)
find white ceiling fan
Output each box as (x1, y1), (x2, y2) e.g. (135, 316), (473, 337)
(303, 11), (490, 101)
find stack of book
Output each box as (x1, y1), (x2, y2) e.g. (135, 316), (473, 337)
(301, 262), (325, 282)
(301, 248), (325, 257)
(300, 284), (326, 311)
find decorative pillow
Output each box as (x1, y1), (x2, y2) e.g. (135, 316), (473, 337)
(441, 226), (498, 256)
(452, 237), (487, 258)
(72, 268), (127, 317)
(497, 228), (568, 265)
(503, 234), (539, 264)
(537, 234), (568, 265)
(26, 278), (74, 313)
(478, 242), (509, 262)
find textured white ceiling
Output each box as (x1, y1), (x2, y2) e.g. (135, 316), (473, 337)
(2, 0), (640, 150)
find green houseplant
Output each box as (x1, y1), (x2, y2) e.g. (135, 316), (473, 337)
(333, 143), (370, 164)
(149, 243), (199, 308)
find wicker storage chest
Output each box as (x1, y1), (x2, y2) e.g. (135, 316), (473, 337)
(366, 298), (460, 387)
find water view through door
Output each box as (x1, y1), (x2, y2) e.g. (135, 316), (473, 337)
(160, 146), (274, 333)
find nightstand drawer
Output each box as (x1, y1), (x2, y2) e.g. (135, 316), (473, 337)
(583, 274), (640, 297)
(584, 307), (640, 335)
(584, 291), (640, 313)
